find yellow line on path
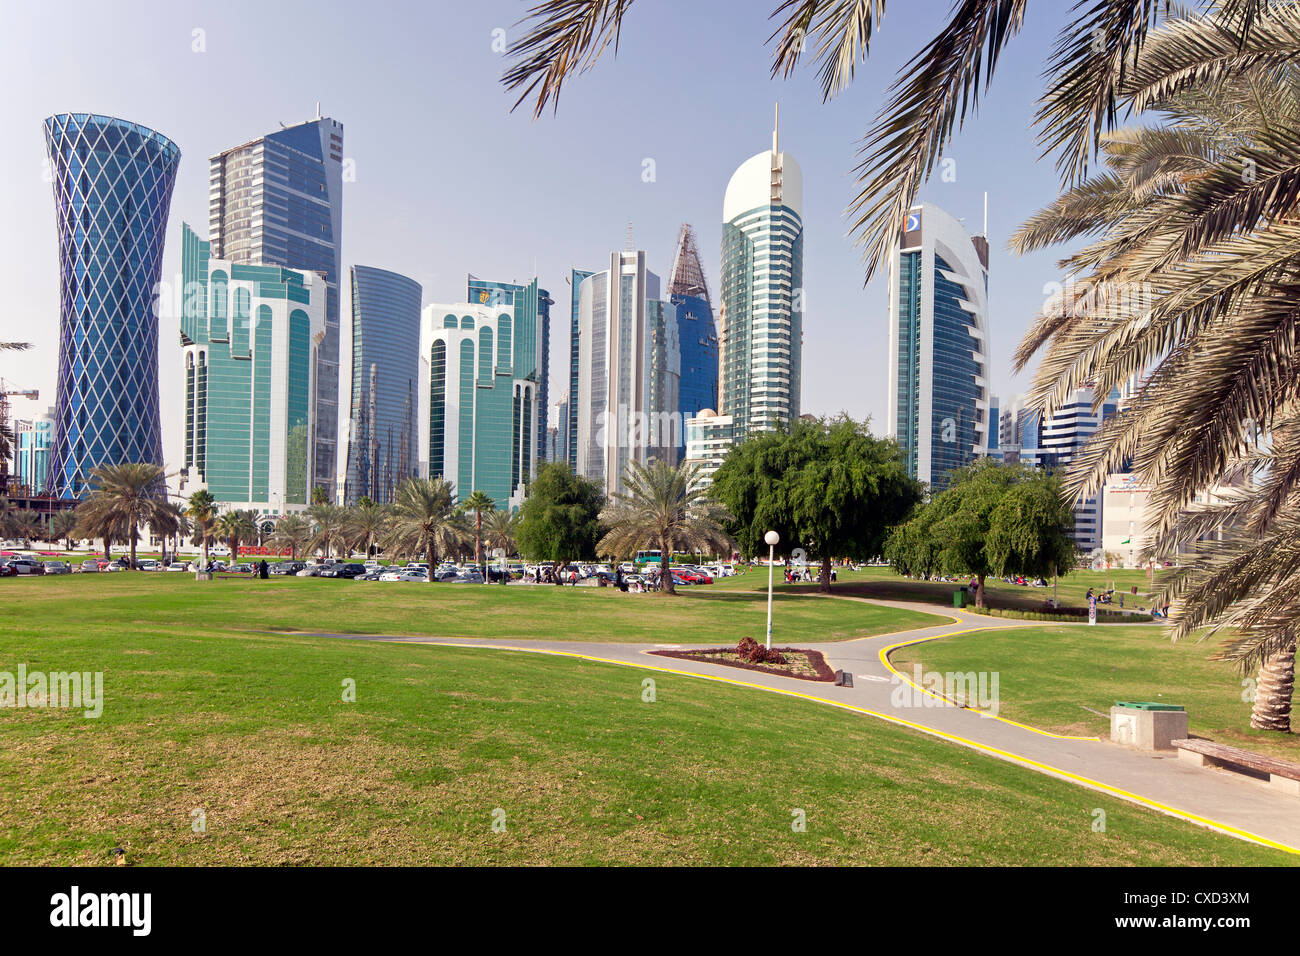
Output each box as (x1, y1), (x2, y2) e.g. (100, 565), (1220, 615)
(877, 629), (1102, 741)
(400, 638), (1300, 857)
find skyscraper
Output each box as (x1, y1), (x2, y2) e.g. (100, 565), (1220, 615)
(668, 224), (719, 463)
(574, 250), (675, 494)
(566, 268), (594, 472)
(43, 113), (180, 499)
(178, 224), (326, 514)
(208, 115), (343, 500)
(344, 266), (423, 505)
(418, 302), (541, 510)
(466, 275), (552, 464)
(14, 409), (54, 495)
(886, 202), (992, 492)
(719, 108), (803, 439)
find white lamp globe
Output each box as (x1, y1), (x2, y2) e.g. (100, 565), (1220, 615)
(764, 531), (780, 547)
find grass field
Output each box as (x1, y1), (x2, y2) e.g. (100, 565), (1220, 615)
(0, 617), (1289, 865)
(893, 625), (1300, 762)
(717, 565), (1168, 612)
(1, 573), (943, 644)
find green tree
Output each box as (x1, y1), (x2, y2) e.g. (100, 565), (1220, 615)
(345, 499), (390, 558)
(49, 509), (78, 552)
(516, 462), (604, 569)
(214, 510), (257, 560)
(185, 489), (219, 572)
(381, 477), (471, 581)
(77, 463), (169, 568)
(712, 416), (921, 592)
(270, 514), (312, 562)
(599, 459), (733, 595)
(10, 509), (44, 549)
(306, 503), (347, 559)
(311, 485), (329, 506)
(483, 508), (520, 558)
(888, 461), (1075, 608)
(460, 490), (496, 579)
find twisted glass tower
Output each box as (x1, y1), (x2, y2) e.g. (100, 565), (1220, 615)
(43, 114), (180, 498)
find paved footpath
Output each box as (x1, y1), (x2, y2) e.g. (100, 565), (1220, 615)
(309, 598), (1300, 856)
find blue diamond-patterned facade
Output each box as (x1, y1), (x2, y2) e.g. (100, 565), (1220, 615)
(43, 114), (180, 499)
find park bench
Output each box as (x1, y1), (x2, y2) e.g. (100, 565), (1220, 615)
(1172, 738), (1300, 796)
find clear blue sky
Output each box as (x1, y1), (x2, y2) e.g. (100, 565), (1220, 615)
(0, 0), (1079, 471)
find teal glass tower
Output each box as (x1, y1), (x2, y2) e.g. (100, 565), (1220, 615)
(179, 223), (326, 514)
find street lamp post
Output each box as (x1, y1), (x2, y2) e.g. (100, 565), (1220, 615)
(764, 530), (780, 650)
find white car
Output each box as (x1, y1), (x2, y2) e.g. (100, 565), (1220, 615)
(378, 569), (404, 582)
(296, 565), (323, 577)
(398, 569), (429, 582)
(166, 561), (190, 572)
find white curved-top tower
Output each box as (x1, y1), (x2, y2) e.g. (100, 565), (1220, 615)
(885, 202), (991, 492)
(719, 106), (804, 438)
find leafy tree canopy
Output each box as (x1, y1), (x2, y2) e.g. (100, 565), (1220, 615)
(516, 462), (604, 563)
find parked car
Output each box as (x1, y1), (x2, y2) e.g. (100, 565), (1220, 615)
(0, 562), (17, 578)
(270, 561), (304, 575)
(378, 568), (405, 582)
(333, 563), (367, 579)
(106, 558), (129, 572)
(229, 563), (257, 574)
(136, 559), (159, 571)
(166, 561), (191, 572)
(8, 558), (45, 576)
(453, 570), (485, 584)
(43, 561), (71, 575)
(296, 565), (324, 577)
(355, 571), (383, 581)
(397, 569), (430, 582)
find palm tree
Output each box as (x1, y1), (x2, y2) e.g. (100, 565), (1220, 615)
(345, 499), (390, 559)
(185, 489), (219, 573)
(598, 459), (733, 595)
(78, 463), (169, 568)
(499, 2), (1272, 279)
(1010, 34), (1300, 731)
(269, 514), (312, 561)
(306, 503), (348, 560)
(460, 490), (495, 580)
(483, 508), (520, 558)
(214, 510), (257, 561)
(10, 510), (44, 549)
(49, 509), (78, 552)
(381, 477), (471, 582)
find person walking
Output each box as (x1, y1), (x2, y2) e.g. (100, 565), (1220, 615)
(258, 558), (268, 580)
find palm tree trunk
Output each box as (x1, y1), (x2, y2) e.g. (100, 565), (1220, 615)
(129, 520), (138, 569)
(1250, 640), (1296, 733)
(426, 541), (437, 582)
(661, 537), (674, 595)
(476, 512), (483, 581)
(819, 555), (832, 594)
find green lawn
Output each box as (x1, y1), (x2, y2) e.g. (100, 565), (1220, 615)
(0, 620), (1288, 865)
(717, 566), (1168, 613)
(1, 572), (945, 644)
(893, 625), (1300, 762)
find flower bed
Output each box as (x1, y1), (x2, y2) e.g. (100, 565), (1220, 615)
(650, 638), (836, 682)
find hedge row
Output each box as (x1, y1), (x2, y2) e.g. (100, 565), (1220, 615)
(969, 607), (1154, 624)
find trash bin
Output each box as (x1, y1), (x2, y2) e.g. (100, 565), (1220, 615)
(1131, 585), (1138, 594)
(953, 589), (966, 608)
(1110, 701), (1187, 750)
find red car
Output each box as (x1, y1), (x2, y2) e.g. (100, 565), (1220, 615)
(672, 569), (713, 585)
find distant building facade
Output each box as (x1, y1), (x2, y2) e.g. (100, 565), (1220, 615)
(886, 202), (991, 492)
(418, 303), (540, 510)
(43, 113), (180, 498)
(208, 115), (344, 499)
(720, 113), (803, 439)
(178, 223), (327, 515)
(344, 265), (423, 505)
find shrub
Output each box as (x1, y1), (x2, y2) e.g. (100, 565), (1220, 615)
(736, 637), (786, 666)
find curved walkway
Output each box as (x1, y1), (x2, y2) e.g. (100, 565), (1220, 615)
(307, 598), (1300, 857)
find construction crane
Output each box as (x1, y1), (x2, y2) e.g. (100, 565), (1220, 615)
(0, 379), (40, 494)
